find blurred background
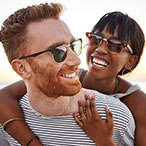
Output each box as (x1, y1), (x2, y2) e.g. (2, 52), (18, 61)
(0, 0), (146, 92)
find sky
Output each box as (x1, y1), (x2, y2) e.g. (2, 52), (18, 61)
(0, 0), (146, 83)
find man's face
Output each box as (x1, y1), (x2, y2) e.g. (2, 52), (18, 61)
(26, 18), (81, 97)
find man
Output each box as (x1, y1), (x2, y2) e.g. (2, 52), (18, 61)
(0, 3), (134, 146)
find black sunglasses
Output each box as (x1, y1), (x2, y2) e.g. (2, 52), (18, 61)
(19, 39), (82, 62)
(86, 32), (133, 54)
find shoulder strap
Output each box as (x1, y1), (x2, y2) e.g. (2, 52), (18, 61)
(111, 84), (140, 99)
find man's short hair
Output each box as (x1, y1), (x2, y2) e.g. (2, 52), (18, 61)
(0, 3), (63, 63)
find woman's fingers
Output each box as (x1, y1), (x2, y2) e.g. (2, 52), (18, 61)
(85, 95), (92, 119)
(90, 96), (100, 119)
(105, 105), (114, 129)
(78, 101), (86, 122)
(73, 112), (83, 127)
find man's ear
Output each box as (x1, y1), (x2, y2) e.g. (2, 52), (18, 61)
(125, 55), (138, 70)
(11, 59), (32, 79)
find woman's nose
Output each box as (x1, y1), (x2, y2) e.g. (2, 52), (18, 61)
(95, 41), (109, 54)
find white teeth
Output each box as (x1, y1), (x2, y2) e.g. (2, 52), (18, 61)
(93, 57), (108, 66)
(62, 72), (76, 78)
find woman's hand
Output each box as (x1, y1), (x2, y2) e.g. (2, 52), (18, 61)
(73, 95), (116, 146)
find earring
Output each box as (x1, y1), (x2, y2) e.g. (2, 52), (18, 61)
(122, 67), (133, 79)
(121, 67), (126, 76)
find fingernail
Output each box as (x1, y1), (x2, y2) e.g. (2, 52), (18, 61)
(91, 96), (95, 100)
(105, 104), (110, 111)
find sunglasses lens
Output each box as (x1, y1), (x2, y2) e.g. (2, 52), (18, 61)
(72, 39), (82, 55)
(53, 46), (67, 62)
(108, 39), (123, 53)
(52, 39), (82, 63)
(87, 34), (102, 46)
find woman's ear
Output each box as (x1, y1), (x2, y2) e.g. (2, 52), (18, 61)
(125, 55), (138, 70)
(11, 59), (32, 79)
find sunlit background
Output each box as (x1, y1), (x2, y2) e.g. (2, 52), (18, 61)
(0, 0), (146, 92)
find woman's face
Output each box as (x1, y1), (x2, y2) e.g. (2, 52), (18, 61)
(86, 28), (133, 80)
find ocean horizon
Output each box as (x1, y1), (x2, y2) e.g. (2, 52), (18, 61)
(0, 80), (146, 93)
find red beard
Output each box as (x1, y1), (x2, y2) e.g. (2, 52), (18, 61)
(29, 60), (81, 98)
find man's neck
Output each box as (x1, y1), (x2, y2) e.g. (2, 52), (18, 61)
(27, 88), (92, 116)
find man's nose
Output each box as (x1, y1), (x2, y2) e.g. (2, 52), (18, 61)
(65, 48), (81, 66)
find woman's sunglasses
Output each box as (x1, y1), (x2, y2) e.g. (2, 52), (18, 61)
(86, 32), (133, 54)
(19, 39), (82, 63)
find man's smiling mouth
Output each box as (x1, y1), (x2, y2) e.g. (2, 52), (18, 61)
(62, 72), (76, 78)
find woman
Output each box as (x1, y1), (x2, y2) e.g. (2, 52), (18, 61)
(75, 11), (146, 146)
(0, 11), (146, 145)
(75, 12), (146, 146)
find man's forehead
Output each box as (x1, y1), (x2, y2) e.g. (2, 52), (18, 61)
(27, 18), (74, 44)
(27, 19), (72, 35)
(26, 18), (74, 52)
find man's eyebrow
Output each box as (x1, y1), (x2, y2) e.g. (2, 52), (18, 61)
(43, 42), (63, 51)
(45, 38), (75, 50)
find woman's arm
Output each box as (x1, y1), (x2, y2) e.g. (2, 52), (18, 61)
(0, 80), (26, 124)
(0, 80), (42, 145)
(121, 90), (146, 146)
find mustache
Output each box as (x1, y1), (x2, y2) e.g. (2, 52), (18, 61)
(59, 66), (79, 74)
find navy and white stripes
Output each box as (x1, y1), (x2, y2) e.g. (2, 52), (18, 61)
(0, 91), (135, 146)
